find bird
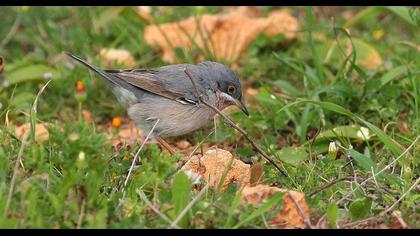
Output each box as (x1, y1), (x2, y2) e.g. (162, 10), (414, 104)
(65, 52), (249, 154)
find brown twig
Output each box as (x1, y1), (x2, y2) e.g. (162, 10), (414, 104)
(308, 175), (352, 198)
(392, 210), (409, 229)
(287, 191), (314, 229)
(76, 194), (87, 229)
(184, 68), (288, 177)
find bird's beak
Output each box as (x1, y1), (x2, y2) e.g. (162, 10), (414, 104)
(219, 92), (249, 116)
(237, 98), (249, 116)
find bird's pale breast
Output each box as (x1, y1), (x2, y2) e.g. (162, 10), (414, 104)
(127, 95), (217, 138)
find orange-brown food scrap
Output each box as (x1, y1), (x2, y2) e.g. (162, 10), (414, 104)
(144, 9), (298, 63)
(241, 185), (310, 229)
(182, 148), (251, 190)
(100, 48), (135, 68)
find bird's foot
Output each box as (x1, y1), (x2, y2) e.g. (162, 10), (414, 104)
(156, 136), (176, 156)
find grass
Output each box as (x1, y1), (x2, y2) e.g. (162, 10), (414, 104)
(0, 6), (419, 228)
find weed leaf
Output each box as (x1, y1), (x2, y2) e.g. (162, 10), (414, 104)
(275, 146), (308, 166)
(349, 198), (372, 221)
(171, 172), (192, 227)
(327, 202), (338, 228)
(7, 65), (61, 84)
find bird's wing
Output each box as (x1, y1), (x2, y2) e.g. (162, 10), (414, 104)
(105, 68), (199, 105)
(64, 52), (200, 105)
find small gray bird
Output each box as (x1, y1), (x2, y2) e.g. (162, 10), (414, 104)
(65, 52), (248, 152)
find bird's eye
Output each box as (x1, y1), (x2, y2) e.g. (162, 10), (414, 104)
(227, 85), (236, 94)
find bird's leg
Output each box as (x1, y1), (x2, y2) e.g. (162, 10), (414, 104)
(156, 136), (176, 156)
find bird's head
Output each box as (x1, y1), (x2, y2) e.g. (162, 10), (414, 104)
(197, 61), (249, 116)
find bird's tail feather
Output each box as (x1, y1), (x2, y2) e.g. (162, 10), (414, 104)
(64, 51), (122, 87)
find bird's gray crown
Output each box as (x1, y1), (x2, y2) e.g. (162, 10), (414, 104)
(195, 61), (243, 100)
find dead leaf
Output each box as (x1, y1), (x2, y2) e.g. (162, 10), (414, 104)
(246, 87), (258, 96)
(273, 191), (309, 228)
(224, 6), (264, 18)
(144, 9), (298, 63)
(182, 148), (251, 190)
(99, 48), (135, 68)
(136, 6), (153, 24)
(314, 32), (327, 41)
(176, 140), (191, 150)
(397, 121), (409, 134)
(82, 110), (93, 123)
(342, 10), (354, 20)
(105, 118), (144, 149)
(346, 38), (382, 69)
(112, 126), (143, 148)
(264, 9), (299, 39)
(241, 184), (310, 229)
(249, 163), (264, 186)
(15, 123), (49, 143)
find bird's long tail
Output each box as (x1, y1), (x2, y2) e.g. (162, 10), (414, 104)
(64, 51), (122, 87)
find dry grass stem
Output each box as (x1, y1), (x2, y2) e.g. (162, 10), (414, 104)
(136, 189), (179, 228)
(122, 119), (160, 191)
(169, 183), (210, 229)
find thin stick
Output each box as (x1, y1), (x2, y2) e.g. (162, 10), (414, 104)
(122, 119), (160, 191)
(392, 210), (408, 229)
(184, 68), (288, 177)
(287, 191), (314, 229)
(308, 175), (352, 198)
(169, 183), (210, 229)
(136, 189), (179, 229)
(76, 197), (87, 229)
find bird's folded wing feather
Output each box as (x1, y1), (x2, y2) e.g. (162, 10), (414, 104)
(105, 69), (198, 105)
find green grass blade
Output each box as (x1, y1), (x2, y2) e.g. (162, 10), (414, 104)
(280, 100), (404, 156)
(347, 149), (375, 171)
(305, 6), (324, 84)
(344, 6), (384, 28)
(171, 172), (192, 228)
(233, 192), (284, 229)
(386, 6), (419, 27)
(373, 65), (407, 93)
(224, 189), (243, 228)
